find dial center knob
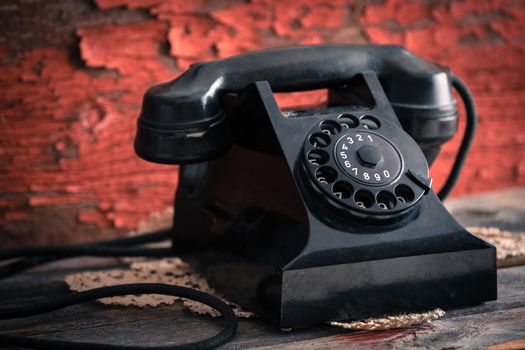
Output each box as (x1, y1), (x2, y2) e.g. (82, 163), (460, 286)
(357, 144), (383, 168)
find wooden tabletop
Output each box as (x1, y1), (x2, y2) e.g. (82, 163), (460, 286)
(1, 188), (525, 349)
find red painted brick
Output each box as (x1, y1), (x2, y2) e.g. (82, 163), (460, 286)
(78, 209), (112, 227)
(301, 4), (345, 29)
(395, 2), (431, 25)
(364, 27), (404, 45)
(1, 0), (524, 243)
(361, 1), (396, 25)
(77, 21), (168, 74)
(168, 15), (227, 59)
(272, 2), (306, 37)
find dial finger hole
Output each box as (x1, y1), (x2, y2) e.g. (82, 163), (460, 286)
(307, 149), (329, 166)
(395, 184), (415, 203)
(320, 120), (342, 135)
(309, 133), (331, 148)
(354, 190), (374, 208)
(316, 166), (337, 185)
(338, 114), (359, 128)
(377, 191), (397, 210)
(332, 181), (354, 199)
(360, 116), (380, 130)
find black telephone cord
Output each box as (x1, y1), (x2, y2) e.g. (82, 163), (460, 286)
(0, 229), (173, 279)
(0, 233), (238, 350)
(0, 284), (237, 350)
(0, 245), (175, 260)
(437, 75), (478, 200)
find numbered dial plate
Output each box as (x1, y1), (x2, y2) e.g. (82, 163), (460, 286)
(302, 112), (429, 219)
(335, 131), (402, 186)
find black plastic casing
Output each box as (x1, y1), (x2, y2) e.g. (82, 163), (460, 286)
(166, 78), (495, 328)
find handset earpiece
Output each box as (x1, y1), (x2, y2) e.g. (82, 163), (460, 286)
(134, 44), (457, 164)
(134, 80), (231, 164)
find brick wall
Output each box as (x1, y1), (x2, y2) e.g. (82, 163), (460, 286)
(1, 0), (524, 244)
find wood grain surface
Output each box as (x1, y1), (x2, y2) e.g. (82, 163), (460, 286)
(1, 188), (524, 349)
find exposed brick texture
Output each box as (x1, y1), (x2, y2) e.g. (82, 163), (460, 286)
(1, 0), (524, 244)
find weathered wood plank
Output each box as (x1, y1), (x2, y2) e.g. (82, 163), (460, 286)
(249, 307), (525, 350)
(1, 188), (525, 349)
(446, 188), (525, 232)
(488, 339), (525, 350)
(1, 263), (524, 349)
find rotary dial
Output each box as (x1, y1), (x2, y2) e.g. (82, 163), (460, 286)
(302, 113), (429, 218)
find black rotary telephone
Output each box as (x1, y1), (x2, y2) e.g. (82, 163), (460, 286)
(134, 45), (496, 326)
(0, 45), (496, 349)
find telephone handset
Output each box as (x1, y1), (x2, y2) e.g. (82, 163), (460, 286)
(135, 45), (457, 166)
(133, 45), (496, 327)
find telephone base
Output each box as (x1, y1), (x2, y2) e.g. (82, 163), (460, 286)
(181, 242), (495, 328)
(278, 247), (495, 327)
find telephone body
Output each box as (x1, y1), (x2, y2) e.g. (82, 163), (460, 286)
(135, 45), (496, 328)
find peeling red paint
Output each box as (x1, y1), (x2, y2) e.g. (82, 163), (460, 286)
(77, 21), (169, 75)
(1, 0), (525, 243)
